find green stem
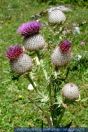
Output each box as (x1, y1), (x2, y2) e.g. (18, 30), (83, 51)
(35, 51), (48, 81)
(48, 75), (58, 126)
(64, 67), (70, 81)
(28, 96), (53, 127)
(26, 73), (45, 97)
(48, 82), (53, 109)
(35, 50), (41, 61)
(26, 73), (37, 91)
(55, 66), (59, 72)
(49, 72), (63, 127)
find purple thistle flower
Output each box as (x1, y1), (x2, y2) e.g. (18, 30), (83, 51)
(59, 40), (71, 53)
(17, 21), (41, 38)
(6, 45), (23, 60)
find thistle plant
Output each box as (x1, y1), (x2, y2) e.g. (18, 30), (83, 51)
(6, 19), (81, 128)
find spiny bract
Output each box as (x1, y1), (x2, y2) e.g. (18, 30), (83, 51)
(24, 34), (45, 51)
(48, 9), (66, 23)
(62, 83), (80, 100)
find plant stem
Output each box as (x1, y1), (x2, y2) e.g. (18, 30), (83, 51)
(26, 73), (37, 91)
(48, 75), (58, 127)
(64, 67), (70, 81)
(28, 96), (53, 127)
(26, 73), (45, 97)
(35, 51), (48, 81)
(35, 50), (41, 60)
(48, 72), (64, 127)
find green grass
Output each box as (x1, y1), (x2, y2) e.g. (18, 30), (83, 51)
(0, 0), (88, 131)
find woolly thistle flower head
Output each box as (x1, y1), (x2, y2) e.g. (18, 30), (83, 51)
(59, 40), (71, 53)
(62, 83), (80, 100)
(6, 45), (23, 61)
(17, 21), (41, 38)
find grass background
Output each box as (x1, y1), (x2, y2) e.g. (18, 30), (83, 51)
(0, 0), (88, 131)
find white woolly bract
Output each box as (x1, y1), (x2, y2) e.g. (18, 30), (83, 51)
(51, 47), (71, 67)
(24, 34), (45, 51)
(62, 83), (80, 100)
(48, 9), (66, 23)
(11, 54), (32, 74)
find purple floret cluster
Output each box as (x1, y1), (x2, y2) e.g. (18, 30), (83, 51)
(17, 21), (41, 38)
(59, 40), (71, 53)
(6, 45), (23, 60)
